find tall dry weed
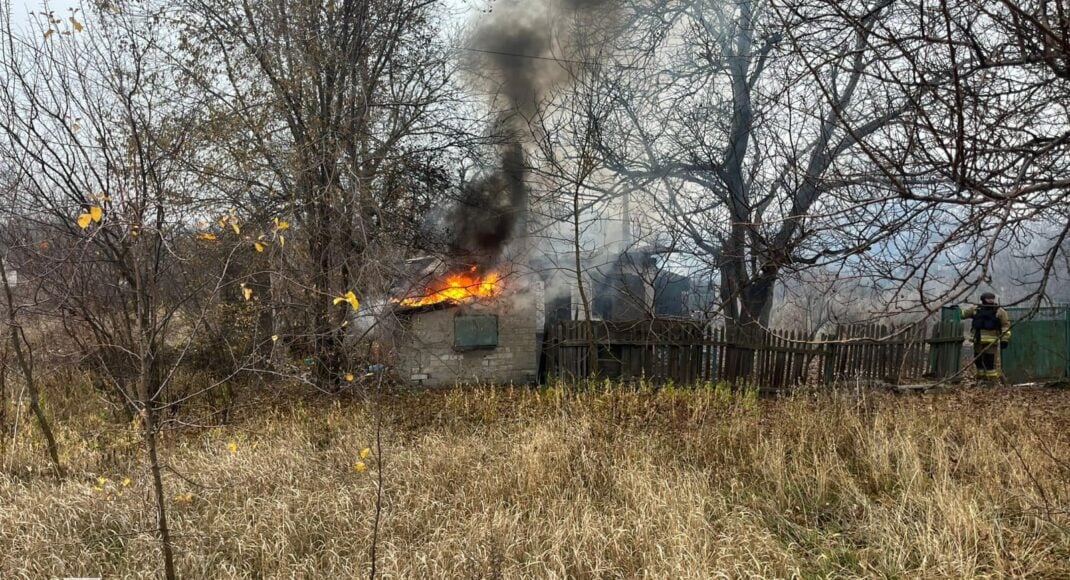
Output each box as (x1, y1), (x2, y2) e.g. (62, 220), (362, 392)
(2, 383), (1069, 578)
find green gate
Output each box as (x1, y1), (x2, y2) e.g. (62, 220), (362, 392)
(1001, 306), (1070, 384)
(927, 306), (965, 380)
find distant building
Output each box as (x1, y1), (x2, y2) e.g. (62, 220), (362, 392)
(538, 245), (698, 328)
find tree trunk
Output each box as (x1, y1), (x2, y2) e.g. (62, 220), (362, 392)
(309, 191), (343, 391)
(720, 247), (777, 383)
(0, 253), (61, 474)
(133, 233), (177, 580)
(0, 345), (6, 462)
(249, 268), (275, 365)
(574, 182), (598, 379)
(143, 404), (177, 580)
(740, 273), (776, 328)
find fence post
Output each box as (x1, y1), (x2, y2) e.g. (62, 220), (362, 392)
(822, 332), (838, 385)
(1065, 307), (1070, 381)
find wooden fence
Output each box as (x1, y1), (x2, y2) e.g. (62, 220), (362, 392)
(822, 323), (932, 384)
(545, 318), (963, 390)
(545, 319), (707, 385)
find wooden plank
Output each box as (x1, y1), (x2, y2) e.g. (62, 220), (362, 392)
(714, 326), (724, 383)
(669, 332), (676, 382)
(864, 324), (872, 379)
(837, 324), (849, 379)
(702, 325), (711, 383)
(765, 329), (775, 388)
(787, 329), (798, 386)
(778, 331), (787, 391)
(839, 324), (850, 380)
(795, 331), (803, 386)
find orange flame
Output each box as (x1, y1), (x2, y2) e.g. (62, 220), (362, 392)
(395, 267), (503, 308)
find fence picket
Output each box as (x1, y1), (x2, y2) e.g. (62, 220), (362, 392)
(543, 318), (951, 388)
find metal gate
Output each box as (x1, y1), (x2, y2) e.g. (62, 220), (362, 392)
(1001, 306), (1070, 384)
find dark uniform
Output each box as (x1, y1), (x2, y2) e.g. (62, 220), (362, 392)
(959, 293), (1011, 382)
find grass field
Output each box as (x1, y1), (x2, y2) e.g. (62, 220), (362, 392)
(2, 382), (1070, 578)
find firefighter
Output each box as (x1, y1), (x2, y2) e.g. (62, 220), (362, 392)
(957, 292), (1011, 384)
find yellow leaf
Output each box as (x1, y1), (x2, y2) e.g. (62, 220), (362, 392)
(227, 441), (238, 454)
(197, 233), (217, 241)
(274, 217), (290, 231)
(271, 335), (279, 342)
(360, 447), (371, 459)
(278, 235), (285, 247)
(122, 478), (131, 487)
(89, 206), (103, 222)
(345, 373), (354, 382)
(77, 213), (92, 229)
(70, 16), (84, 32)
(254, 242), (265, 253)
(230, 220), (240, 235)
(332, 290), (360, 312)
(43, 29), (54, 39)
(242, 285), (253, 301)
(353, 461), (367, 473)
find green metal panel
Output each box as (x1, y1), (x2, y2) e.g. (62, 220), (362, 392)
(942, 306), (962, 324)
(454, 315), (498, 350)
(1001, 306), (1069, 384)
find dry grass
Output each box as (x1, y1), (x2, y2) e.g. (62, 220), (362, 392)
(2, 381), (1070, 578)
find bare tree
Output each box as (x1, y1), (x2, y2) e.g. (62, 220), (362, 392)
(592, 0), (938, 333)
(177, 0), (475, 390)
(0, 248), (60, 474)
(0, 4), (262, 576)
(859, 0), (1070, 309)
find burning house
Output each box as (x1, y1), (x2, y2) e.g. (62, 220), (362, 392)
(391, 246), (697, 387)
(393, 261), (544, 387)
(387, 135), (698, 387)
(391, 140), (544, 387)
(389, 0), (696, 387)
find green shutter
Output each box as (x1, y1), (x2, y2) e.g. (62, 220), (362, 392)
(455, 315), (498, 350)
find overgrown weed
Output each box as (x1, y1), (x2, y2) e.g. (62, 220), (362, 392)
(2, 378), (1069, 577)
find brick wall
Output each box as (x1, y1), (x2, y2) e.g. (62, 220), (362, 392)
(396, 289), (540, 387)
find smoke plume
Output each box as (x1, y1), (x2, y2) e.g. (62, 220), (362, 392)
(448, 141), (527, 268)
(470, 0), (619, 116)
(442, 0), (621, 269)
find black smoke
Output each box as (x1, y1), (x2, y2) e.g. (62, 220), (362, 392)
(469, 0), (619, 116)
(427, 0), (620, 268)
(447, 142), (527, 268)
